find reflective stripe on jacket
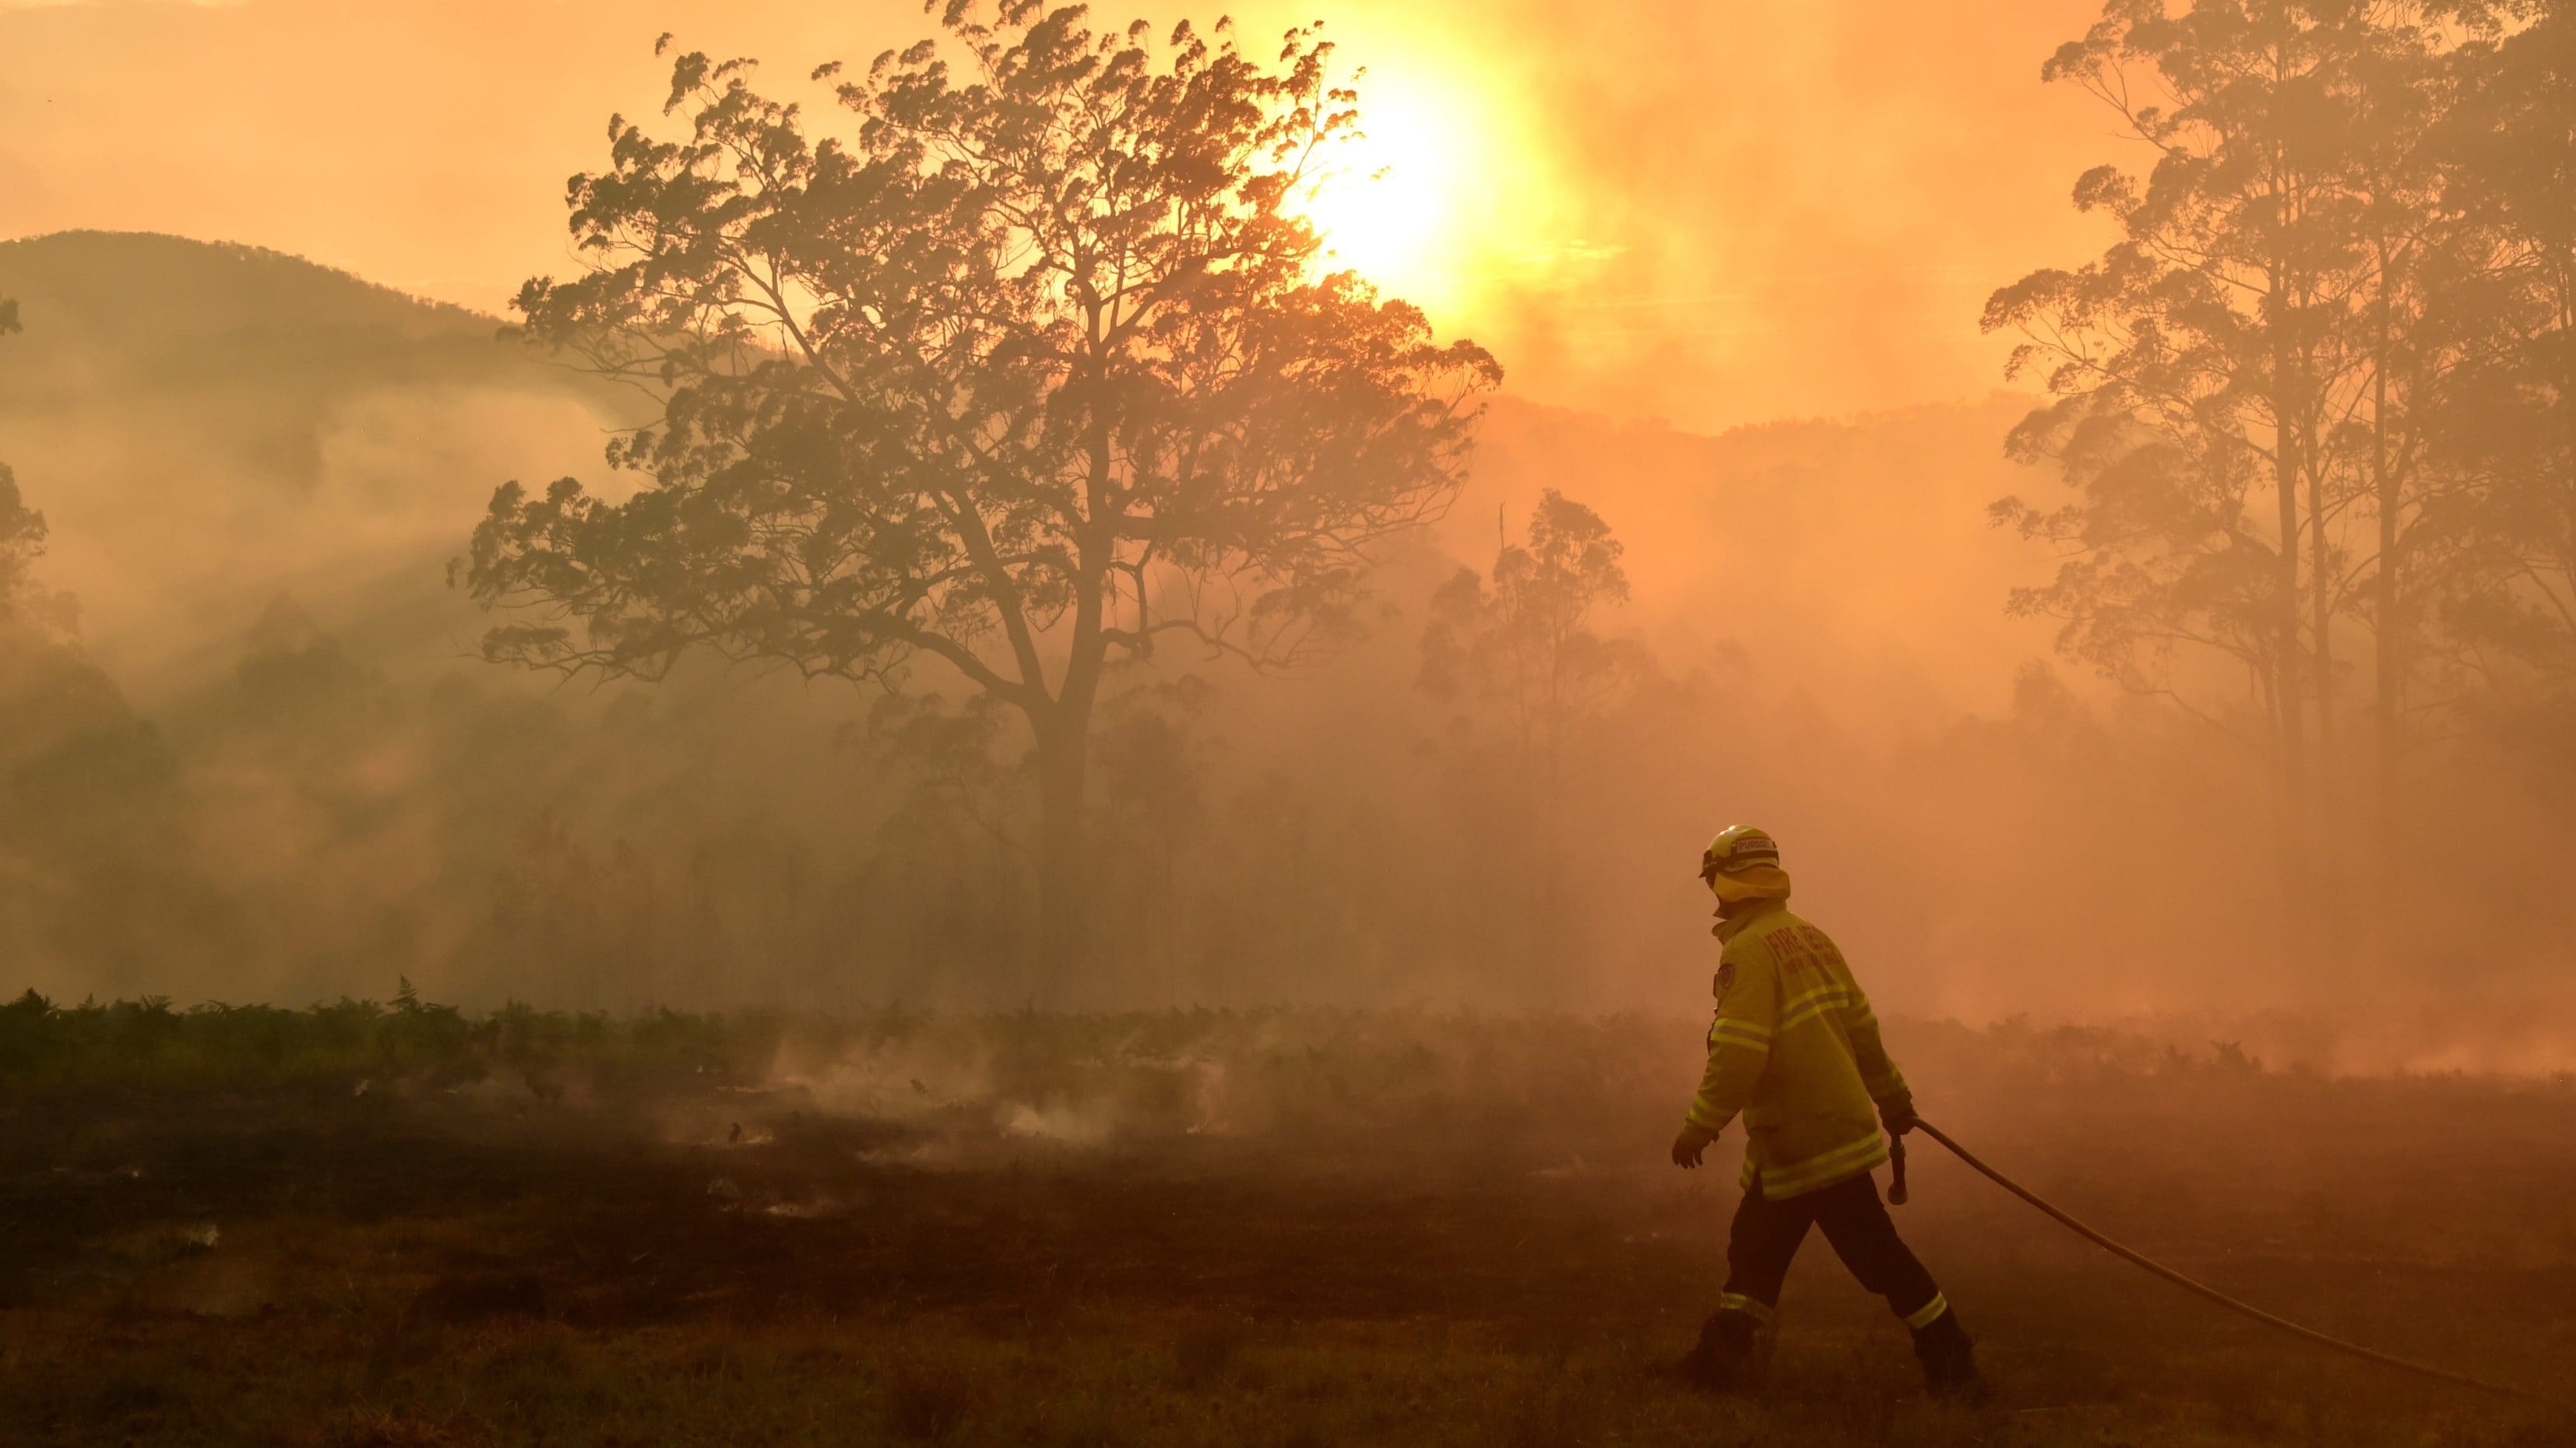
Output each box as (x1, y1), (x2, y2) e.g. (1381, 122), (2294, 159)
(1684, 899), (1910, 1198)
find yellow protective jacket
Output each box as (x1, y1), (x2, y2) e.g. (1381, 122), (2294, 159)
(1684, 899), (1910, 1198)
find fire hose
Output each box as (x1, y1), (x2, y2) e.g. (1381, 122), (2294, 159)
(1892, 1118), (2569, 1411)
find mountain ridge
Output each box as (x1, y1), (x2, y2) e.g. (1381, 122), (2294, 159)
(0, 230), (497, 339)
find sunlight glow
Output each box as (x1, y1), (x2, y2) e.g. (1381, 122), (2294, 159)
(1290, 68), (1495, 315)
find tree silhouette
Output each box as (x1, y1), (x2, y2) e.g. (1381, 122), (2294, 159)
(1421, 490), (1642, 764)
(459, 5), (1499, 977)
(1420, 490), (1651, 989)
(0, 292), (49, 630)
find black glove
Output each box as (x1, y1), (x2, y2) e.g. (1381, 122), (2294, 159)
(1878, 1095), (1918, 1137)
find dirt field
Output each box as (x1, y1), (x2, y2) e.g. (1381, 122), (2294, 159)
(4, 1007), (2573, 1446)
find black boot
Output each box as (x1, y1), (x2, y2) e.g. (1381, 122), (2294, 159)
(1909, 1309), (1987, 1404)
(1668, 1309), (1765, 1394)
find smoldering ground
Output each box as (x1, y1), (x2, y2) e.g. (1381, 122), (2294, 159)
(5, 997), (2574, 1445)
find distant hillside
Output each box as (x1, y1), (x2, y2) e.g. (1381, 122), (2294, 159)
(0, 230), (563, 487)
(0, 230), (489, 347)
(0, 231), (614, 694)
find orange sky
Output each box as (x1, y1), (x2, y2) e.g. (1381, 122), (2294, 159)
(0, 0), (2112, 430)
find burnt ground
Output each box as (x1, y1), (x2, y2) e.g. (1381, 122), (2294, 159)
(4, 1034), (2575, 1446)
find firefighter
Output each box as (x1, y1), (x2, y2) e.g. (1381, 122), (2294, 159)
(1666, 825), (1984, 1401)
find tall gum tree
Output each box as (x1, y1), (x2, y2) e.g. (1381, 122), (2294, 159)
(2338, 6), (2455, 857)
(458, 5), (1499, 980)
(1983, 0), (2468, 965)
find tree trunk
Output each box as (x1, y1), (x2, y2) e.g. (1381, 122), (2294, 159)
(2272, 300), (2314, 975)
(2370, 265), (2404, 891)
(2305, 406), (2341, 965)
(2560, 254), (2576, 684)
(1031, 701), (1095, 988)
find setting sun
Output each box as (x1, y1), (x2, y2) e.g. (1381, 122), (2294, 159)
(1289, 66), (1493, 313)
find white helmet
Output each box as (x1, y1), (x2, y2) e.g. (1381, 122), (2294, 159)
(1698, 824), (1782, 883)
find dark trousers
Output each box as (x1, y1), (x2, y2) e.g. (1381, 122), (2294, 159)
(1717, 1172), (1946, 1328)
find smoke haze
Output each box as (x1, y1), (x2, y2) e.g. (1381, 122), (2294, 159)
(3, 3), (2574, 1076)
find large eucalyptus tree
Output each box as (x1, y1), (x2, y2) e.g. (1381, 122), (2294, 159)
(460, 5), (1499, 975)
